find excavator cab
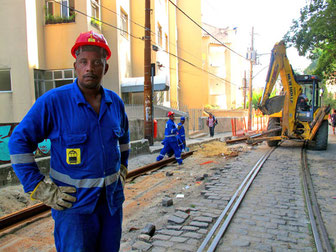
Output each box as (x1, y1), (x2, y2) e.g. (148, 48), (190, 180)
(295, 75), (321, 122)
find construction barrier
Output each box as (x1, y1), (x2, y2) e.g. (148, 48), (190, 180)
(231, 115), (269, 136)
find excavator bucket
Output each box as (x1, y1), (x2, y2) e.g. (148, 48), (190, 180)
(262, 95), (285, 115)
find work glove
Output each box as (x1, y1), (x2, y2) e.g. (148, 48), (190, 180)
(120, 164), (128, 187)
(30, 180), (77, 211)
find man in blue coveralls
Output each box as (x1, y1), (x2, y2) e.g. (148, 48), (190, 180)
(177, 117), (186, 152)
(156, 111), (183, 165)
(8, 31), (129, 252)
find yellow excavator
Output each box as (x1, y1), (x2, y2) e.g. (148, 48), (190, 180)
(258, 41), (330, 150)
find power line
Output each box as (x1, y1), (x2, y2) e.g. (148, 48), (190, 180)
(97, 1), (204, 65)
(51, 0), (142, 41)
(168, 0), (248, 61)
(158, 44), (238, 86)
(51, 0), (239, 87)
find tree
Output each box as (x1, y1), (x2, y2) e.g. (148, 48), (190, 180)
(284, 0), (336, 78)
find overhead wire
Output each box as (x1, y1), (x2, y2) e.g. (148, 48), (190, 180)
(168, 0), (249, 61)
(96, 1), (205, 65)
(51, 0), (239, 86)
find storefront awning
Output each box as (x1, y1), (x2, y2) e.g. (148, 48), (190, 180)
(121, 75), (169, 93)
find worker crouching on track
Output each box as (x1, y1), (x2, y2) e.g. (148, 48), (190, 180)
(156, 111), (183, 165)
(8, 31), (130, 252)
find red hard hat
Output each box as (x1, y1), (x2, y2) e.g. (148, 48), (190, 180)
(167, 111), (174, 117)
(71, 31), (111, 60)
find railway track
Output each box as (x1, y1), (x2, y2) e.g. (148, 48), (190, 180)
(197, 147), (276, 251)
(0, 151), (194, 231)
(301, 145), (333, 252)
(197, 143), (333, 252)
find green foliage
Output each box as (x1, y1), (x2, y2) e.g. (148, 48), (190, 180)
(284, 0), (336, 78)
(322, 85), (336, 108)
(247, 89), (277, 109)
(91, 17), (102, 28)
(45, 14), (76, 24)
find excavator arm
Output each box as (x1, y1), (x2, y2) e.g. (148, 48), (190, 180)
(258, 41), (302, 136)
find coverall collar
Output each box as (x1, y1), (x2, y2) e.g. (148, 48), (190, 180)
(73, 79), (112, 106)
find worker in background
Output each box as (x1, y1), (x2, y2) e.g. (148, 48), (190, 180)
(8, 31), (129, 252)
(330, 109), (336, 135)
(177, 117), (187, 152)
(156, 111), (183, 165)
(206, 113), (218, 137)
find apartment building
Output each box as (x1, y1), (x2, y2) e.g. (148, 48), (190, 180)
(0, 0), (241, 124)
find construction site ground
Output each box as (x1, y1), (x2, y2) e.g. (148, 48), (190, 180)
(0, 131), (335, 251)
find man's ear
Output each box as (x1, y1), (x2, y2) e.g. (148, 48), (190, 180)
(104, 63), (109, 75)
(73, 62), (77, 72)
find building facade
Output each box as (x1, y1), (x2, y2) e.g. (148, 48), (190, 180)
(0, 0), (245, 124)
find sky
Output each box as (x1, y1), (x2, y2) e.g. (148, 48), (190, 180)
(201, 0), (310, 88)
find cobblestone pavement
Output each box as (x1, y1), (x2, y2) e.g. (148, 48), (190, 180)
(217, 142), (313, 252)
(307, 134), (336, 248)
(122, 138), (336, 252)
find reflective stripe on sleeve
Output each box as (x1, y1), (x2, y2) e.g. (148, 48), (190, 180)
(50, 168), (120, 188)
(10, 153), (35, 164)
(119, 143), (130, 152)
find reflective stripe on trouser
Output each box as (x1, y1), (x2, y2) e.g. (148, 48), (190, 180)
(50, 168), (120, 188)
(52, 202), (122, 252)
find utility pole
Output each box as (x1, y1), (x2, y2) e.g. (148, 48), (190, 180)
(248, 26), (254, 131)
(243, 70), (247, 109)
(144, 0), (153, 145)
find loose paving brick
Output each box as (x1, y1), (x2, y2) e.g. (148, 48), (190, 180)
(169, 236), (188, 243)
(156, 229), (183, 236)
(152, 240), (174, 248)
(189, 221), (209, 228)
(193, 216), (213, 223)
(174, 211), (189, 220)
(132, 241), (152, 251)
(152, 234), (171, 241)
(181, 225), (199, 231)
(167, 215), (185, 225)
(181, 232), (203, 239)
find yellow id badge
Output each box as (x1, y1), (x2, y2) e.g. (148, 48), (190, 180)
(66, 148), (81, 165)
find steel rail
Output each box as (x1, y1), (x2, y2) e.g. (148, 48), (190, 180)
(0, 151), (194, 231)
(127, 151), (194, 179)
(301, 146), (332, 252)
(197, 147), (276, 252)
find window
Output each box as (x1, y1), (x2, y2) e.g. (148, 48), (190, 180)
(34, 69), (76, 98)
(120, 8), (128, 39)
(0, 69), (11, 92)
(46, 1), (53, 16)
(157, 23), (162, 47)
(45, 0), (75, 24)
(91, 0), (101, 28)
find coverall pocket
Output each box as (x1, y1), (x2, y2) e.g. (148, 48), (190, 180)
(63, 133), (87, 167)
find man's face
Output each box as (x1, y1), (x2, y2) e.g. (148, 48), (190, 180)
(74, 49), (109, 91)
(169, 115), (174, 121)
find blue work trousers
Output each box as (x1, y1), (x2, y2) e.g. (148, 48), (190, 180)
(157, 140), (182, 164)
(52, 198), (122, 252)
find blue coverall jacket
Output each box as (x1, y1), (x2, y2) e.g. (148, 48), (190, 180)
(157, 119), (182, 164)
(177, 122), (186, 150)
(8, 80), (130, 215)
